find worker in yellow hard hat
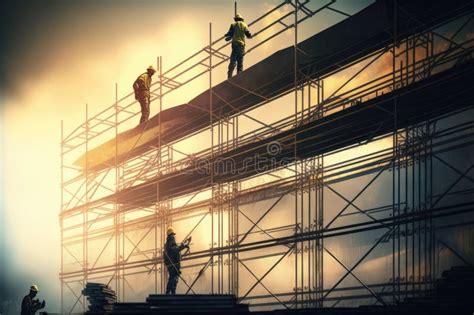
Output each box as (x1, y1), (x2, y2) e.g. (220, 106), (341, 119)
(166, 227), (175, 237)
(21, 284), (46, 315)
(133, 66), (156, 125)
(225, 13), (253, 79)
(163, 227), (192, 294)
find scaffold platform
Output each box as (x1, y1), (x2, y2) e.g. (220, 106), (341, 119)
(74, 0), (473, 172)
(69, 59), (474, 212)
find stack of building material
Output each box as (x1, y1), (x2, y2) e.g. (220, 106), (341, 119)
(82, 283), (117, 314)
(394, 265), (474, 313)
(111, 294), (248, 314)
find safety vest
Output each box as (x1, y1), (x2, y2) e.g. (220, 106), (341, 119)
(133, 73), (152, 95)
(231, 21), (250, 46)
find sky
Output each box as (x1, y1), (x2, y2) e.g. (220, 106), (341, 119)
(0, 0), (397, 313)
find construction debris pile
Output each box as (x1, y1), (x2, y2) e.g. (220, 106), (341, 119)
(112, 294), (248, 314)
(82, 283), (117, 314)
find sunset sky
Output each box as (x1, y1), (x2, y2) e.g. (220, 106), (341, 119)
(0, 0), (378, 312)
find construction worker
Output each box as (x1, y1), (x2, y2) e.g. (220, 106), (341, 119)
(225, 13), (253, 79)
(163, 227), (191, 294)
(21, 285), (45, 315)
(133, 66), (156, 124)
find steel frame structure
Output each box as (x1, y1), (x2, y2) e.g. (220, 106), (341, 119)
(59, 1), (474, 313)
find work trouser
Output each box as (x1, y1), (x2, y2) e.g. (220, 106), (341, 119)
(228, 42), (245, 79)
(166, 267), (180, 295)
(137, 93), (150, 124)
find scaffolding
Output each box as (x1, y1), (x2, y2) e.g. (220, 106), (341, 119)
(59, 1), (474, 313)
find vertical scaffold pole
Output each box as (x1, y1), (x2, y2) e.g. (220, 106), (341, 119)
(114, 83), (120, 300)
(318, 79), (324, 308)
(294, 0), (298, 126)
(230, 1), (238, 295)
(392, 0), (398, 305)
(84, 103), (89, 310)
(60, 120), (64, 314)
(159, 55), (165, 294)
(209, 21), (214, 295)
(155, 55), (160, 295)
(428, 31), (435, 289)
(402, 36), (411, 301)
(294, 0), (299, 308)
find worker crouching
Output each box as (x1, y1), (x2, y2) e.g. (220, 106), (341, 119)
(133, 66), (156, 124)
(163, 227), (191, 294)
(225, 14), (253, 79)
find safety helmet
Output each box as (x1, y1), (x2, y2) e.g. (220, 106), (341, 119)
(166, 227), (175, 236)
(30, 285), (39, 292)
(147, 65), (156, 73)
(234, 13), (244, 21)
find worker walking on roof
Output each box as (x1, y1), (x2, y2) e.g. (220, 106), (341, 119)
(133, 66), (156, 124)
(225, 13), (253, 79)
(21, 285), (45, 315)
(163, 227), (192, 294)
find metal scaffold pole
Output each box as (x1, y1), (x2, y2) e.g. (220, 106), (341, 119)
(392, 0), (399, 304)
(294, 0), (299, 308)
(84, 103), (89, 311)
(60, 120), (64, 315)
(209, 21), (215, 295)
(114, 82), (120, 300)
(155, 55), (162, 295)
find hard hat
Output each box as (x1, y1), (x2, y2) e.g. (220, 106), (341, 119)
(234, 13), (244, 21)
(147, 65), (156, 73)
(30, 285), (39, 292)
(166, 227), (175, 236)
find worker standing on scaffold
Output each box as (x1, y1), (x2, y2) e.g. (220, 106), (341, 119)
(133, 65), (156, 125)
(225, 13), (253, 79)
(164, 227), (191, 294)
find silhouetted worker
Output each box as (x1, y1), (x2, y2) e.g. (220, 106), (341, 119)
(133, 66), (156, 124)
(225, 13), (253, 79)
(21, 285), (45, 315)
(164, 227), (191, 294)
